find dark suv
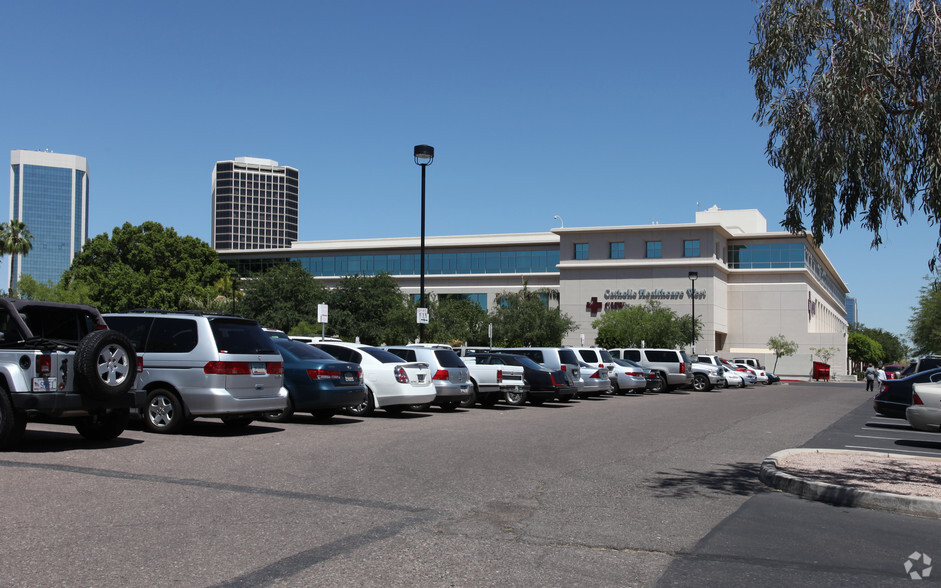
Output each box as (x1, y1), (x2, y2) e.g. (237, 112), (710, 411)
(0, 299), (143, 449)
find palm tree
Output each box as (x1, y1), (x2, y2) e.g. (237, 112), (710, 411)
(1, 219), (34, 296)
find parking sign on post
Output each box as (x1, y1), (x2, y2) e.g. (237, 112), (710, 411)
(417, 308), (429, 324)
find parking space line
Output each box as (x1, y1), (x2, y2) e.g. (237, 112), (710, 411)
(853, 435), (905, 441)
(844, 444), (941, 456)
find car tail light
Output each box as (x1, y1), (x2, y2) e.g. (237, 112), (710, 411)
(588, 370), (601, 379)
(497, 369), (503, 383)
(913, 392), (924, 405)
(267, 362), (283, 375)
(432, 369), (449, 380)
(550, 374), (559, 386)
(137, 357), (144, 373)
(37, 354), (51, 375)
(94, 324), (108, 331)
(561, 365), (567, 371)
(680, 363), (686, 374)
(308, 368), (341, 380)
(394, 366), (409, 383)
(204, 361), (249, 375)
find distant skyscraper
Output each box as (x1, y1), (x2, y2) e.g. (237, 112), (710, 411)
(845, 296), (858, 326)
(9, 150), (89, 290)
(211, 157), (298, 250)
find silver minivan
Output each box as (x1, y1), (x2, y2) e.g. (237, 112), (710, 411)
(104, 311), (287, 433)
(382, 345), (471, 411)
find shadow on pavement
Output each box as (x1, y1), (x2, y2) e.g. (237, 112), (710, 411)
(647, 462), (766, 498)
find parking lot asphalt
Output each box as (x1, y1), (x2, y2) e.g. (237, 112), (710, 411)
(1, 381), (934, 586)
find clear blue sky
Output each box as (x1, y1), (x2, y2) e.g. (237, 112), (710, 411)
(3, 1), (935, 338)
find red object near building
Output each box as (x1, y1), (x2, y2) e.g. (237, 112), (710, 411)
(812, 361), (830, 381)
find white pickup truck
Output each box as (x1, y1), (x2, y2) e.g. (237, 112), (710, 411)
(460, 355), (528, 407)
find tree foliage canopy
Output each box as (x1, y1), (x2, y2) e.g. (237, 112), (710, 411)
(490, 286), (576, 347)
(239, 262), (328, 332)
(62, 222), (229, 313)
(767, 334), (799, 371)
(848, 331), (885, 365)
(326, 273), (415, 345)
(910, 276), (941, 354)
(850, 322), (907, 362)
(750, 0), (941, 268)
(592, 301), (698, 349)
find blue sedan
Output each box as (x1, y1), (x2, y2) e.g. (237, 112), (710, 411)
(262, 339), (366, 422)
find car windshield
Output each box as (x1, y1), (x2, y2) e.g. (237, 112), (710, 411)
(362, 346), (412, 364)
(274, 339), (336, 360)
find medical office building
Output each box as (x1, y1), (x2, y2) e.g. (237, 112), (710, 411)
(219, 207), (849, 378)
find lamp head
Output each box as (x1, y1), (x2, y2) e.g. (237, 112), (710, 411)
(688, 271), (698, 280)
(414, 144), (435, 166)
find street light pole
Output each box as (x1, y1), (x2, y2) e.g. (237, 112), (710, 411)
(688, 271), (698, 354)
(414, 145), (434, 343)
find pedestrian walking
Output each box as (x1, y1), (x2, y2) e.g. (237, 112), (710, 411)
(865, 363), (876, 392)
(876, 365), (887, 390)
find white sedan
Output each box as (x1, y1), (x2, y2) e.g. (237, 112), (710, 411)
(907, 382), (941, 432)
(312, 341), (436, 415)
(720, 366), (744, 388)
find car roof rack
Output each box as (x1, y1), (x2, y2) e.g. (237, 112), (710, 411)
(119, 308), (239, 317)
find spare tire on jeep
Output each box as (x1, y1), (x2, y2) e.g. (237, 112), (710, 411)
(75, 330), (137, 401)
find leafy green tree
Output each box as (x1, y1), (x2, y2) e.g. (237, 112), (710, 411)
(490, 285), (576, 347)
(767, 334), (798, 372)
(809, 346), (838, 365)
(750, 1), (941, 268)
(240, 262), (328, 332)
(592, 301), (694, 349)
(910, 277), (941, 355)
(850, 323), (906, 363)
(327, 273), (414, 345)
(425, 295), (489, 347)
(848, 332), (885, 367)
(16, 274), (93, 304)
(61, 221), (229, 313)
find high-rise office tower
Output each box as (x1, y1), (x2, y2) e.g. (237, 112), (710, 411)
(211, 157), (299, 250)
(8, 150), (89, 290)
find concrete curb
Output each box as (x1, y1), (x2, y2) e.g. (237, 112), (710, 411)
(759, 448), (941, 519)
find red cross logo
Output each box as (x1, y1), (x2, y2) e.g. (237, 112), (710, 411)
(586, 297), (602, 315)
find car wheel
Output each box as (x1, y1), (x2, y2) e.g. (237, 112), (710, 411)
(692, 374), (709, 392)
(739, 378), (746, 388)
(261, 396), (295, 423)
(221, 415), (253, 428)
(75, 409), (129, 441)
(648, 375), (665, 393)
(0, 389), (26, 450)
(346, 389), (375, 417)
(505, 389), (526, 406)
(311, 410), (336, 421)
(75, 330), (137, 401)
(460, 385), (478, 409)
(143, 388), (185, 434)
(439, 401), (460, 412)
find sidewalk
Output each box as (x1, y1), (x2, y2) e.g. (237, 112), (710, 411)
(760, 448), (941, 519)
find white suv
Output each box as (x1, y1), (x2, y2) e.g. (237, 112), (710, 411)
(104, 311), (287, 433)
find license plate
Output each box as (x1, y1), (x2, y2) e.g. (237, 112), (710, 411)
(418, 374), (425, 382)
(250, 363), (267, 376)
(460, 385), (470, 394)
(32, 377), (57, 392)
(344, 373), (355, 382)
